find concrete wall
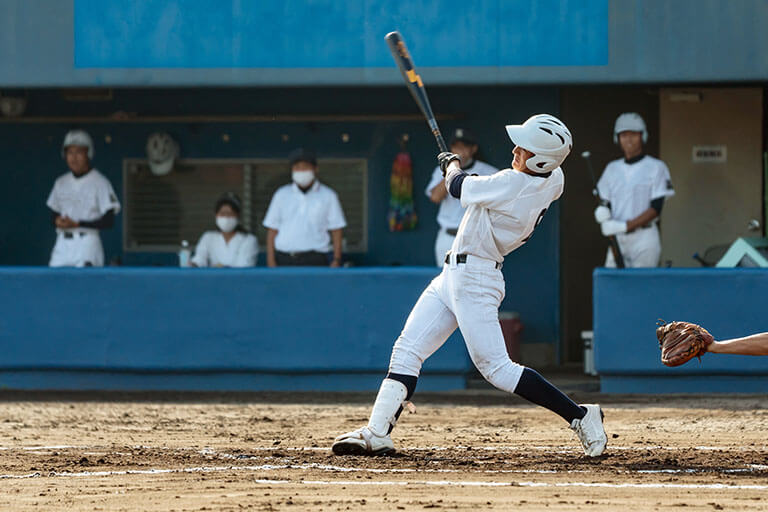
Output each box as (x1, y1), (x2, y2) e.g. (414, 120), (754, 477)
(0, 0), (766, 86)
(594, 268), (768, 393)
(660, 87), (765, 267)
(0, 267), (471, 391)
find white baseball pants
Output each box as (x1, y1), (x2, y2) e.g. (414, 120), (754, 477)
(604, 224), (661, 268)
(389, 253), (524, 393)
(49, 231), (104, 267)
(433, 229), (455, 267)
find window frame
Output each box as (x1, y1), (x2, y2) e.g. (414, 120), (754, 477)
(122, 157), (368, 253)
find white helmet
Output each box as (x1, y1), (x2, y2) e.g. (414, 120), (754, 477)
(146, 132), (179, 176)
(61, 129), (94, 160)
(505, 114), (572, 174)
(613, 112), (647, 144)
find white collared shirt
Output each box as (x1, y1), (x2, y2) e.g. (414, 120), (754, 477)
(262, 180), (347, 252)
(452, 167), (565, 262)
(191, 230), (258, 267)
(46, 168), (121, 233)
(597, 155), (675, 222)
(425, 160), (498, 229)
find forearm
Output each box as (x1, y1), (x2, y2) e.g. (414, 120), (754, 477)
(266, 229), (277, 266)
(443, 161), (467, 199)
(429, 182), (448, 203)
(331, 229), (343, 263)
(708, 332), (768, 356)
(626, 207), (658, 232)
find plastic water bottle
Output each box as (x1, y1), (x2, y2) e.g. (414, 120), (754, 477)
(178, 240), (191, 267)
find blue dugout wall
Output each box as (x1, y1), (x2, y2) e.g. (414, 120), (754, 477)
(0, 267), (472, 391)
(0, 0), (766, 86)
(594, 269), (768, 393)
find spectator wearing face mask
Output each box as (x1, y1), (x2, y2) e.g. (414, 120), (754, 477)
(190, 192), (258, 267)
(263, 148), (347, 267)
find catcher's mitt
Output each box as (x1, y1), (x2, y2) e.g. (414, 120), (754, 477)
(656, 320), (714, 367)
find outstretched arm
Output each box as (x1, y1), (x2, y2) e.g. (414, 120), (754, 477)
(708, 332), (768, 356)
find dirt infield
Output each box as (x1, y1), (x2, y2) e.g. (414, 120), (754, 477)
(1, 391), (768, 511)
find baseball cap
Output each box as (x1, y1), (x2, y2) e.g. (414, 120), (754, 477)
(288, 148), (317, 167)
(449, 128), (477, 146)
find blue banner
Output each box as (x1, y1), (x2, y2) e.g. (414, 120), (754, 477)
(74, 0), (608, 68)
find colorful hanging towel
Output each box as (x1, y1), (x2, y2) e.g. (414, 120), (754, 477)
(388, 150), (418, 231)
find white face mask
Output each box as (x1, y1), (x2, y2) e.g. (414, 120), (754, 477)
(292, 170), (315, 188)
(216, 216), (238, 233)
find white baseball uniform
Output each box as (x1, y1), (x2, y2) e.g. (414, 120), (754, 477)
(46, 169), (121, 267)
(191, 231), (258, 267)
(262, 180), (346, 252)
(597, 155), (674, 267)
(425, 160), (498, 266)
(389, 167), (565, 392)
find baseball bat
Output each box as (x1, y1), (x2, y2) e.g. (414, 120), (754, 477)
(385, 31), (448, 153)
(581, 151), (626, 268)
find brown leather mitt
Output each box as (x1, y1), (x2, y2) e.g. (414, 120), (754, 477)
(656, 320), (714, 367)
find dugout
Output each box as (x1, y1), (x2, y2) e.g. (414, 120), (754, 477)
(0, 1), (766, 391)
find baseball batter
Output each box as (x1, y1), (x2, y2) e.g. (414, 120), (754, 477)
(47, 130), (121, 267)
(332, 114), (607, 458)
(594, 113), (674, 267)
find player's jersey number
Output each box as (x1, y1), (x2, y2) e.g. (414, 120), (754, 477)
(521, 208), (547, 244)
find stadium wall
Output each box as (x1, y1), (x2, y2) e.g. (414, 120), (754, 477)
(0, 0), (766, 86)
(593, 268), (768, 393)
(0, 267), (472, 391)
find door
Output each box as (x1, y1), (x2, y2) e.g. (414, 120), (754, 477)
(659, 88), (764, 267)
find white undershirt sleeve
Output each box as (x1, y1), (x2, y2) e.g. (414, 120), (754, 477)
(262, 191), (282, 230)
(425, 166), (443, 197)
(96, 178), (122, 216)
(232, 235), (258, 267)
(460, 170), (526, 210)
(596, 167), (611, 203)
(46, 183), (60, 213)
(651, 161), (675, 199)
(326, 192), (347, 230)
(191, 233), (210, 267)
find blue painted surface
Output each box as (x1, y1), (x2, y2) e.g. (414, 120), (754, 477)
(593, 269), (768, 393)
(0, 267), (472, 391)
(73, 0), (608, 68)
(1, 0), (767, 85)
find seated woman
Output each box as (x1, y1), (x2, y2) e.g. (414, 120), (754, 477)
(190, 192), (258, 267)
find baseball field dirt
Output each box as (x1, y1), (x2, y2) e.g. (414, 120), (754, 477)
(1, 390), (767, 511)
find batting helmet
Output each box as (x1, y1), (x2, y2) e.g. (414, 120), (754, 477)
(61, 129), (94, 160)
(505, 114), (572, 174)
(613, 112), (648, 144)
(146, 132), (179, 176)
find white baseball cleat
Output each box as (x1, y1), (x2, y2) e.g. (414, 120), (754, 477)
(331, 426), (395, 456)
(570, 404), (607, 457)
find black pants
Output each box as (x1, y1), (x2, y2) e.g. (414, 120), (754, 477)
(275, 250), (329, 266)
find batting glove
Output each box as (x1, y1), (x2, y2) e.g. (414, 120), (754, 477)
(601, 219), (627, 237)
(437, 152), (461, 177)
(594, 205), (612, 224)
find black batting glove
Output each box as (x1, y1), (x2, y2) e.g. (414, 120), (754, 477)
(437, 152), (461, 177)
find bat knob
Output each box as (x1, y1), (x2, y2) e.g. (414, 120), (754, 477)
(581, 151), (591, 158)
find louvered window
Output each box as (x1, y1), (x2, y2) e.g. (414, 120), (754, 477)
(123, 158), (367, 252)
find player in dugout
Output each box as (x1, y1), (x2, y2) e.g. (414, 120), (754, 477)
(594, 113), (675, 267)
(46, 129), (121, 267)
(332, 114), (608, 458)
